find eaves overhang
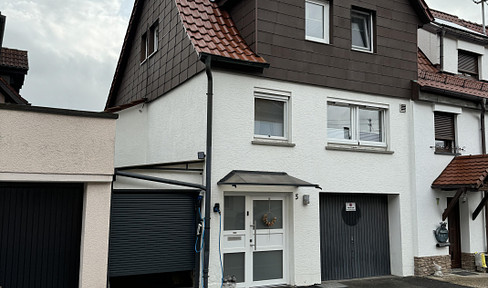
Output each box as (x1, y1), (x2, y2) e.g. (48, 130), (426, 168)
(199, 53), (269, 69)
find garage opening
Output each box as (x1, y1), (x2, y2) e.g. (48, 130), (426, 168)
(108, 190), (199, 288)
(320, 193), (390, 280)
(0, 182), (84, 288)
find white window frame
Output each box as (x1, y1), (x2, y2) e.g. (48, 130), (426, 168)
(305, 0), (330, 44)
(351, 9), (373, 53)
(254, 89), (290, 142)
(327, 99), (387, 148)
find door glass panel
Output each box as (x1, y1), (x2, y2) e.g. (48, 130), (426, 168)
(253, 200), (282, 229)
(224, 196), (245, 230)
(253, 250), (283, 281)
(224, 253), (245, 283)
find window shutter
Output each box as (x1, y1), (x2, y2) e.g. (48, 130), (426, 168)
(458, 51), (478, 75)
(435, 113), (454, 140)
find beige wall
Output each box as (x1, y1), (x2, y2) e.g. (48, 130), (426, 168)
(0, 106), (116, 177)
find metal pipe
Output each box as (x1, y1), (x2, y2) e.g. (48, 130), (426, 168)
(203, 56), (213, 288)
(482, 99), (486, 155)
(484, 0), (486, 35)
(115, 170), (206, 190)
(439, 28), (445, 71)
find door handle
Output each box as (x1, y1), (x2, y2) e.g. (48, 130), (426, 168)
(250, 220), (257, 250)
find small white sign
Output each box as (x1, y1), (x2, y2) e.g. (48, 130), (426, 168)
(345, 202), (356, 212)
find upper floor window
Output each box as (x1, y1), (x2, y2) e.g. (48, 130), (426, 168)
(254, 94), (289, 140)
(327, 101), (386, 147)
(305, 0), (330, 44)
(434, 112), (456, 154)
(140, 21), (159, 63)
(351, 9), (373, 52)
(458, 50), (479, 79)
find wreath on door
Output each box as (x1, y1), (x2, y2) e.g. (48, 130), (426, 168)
(262, 213), (277, 227)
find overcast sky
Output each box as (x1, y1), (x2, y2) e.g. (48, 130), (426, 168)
(0, 0), (485, 111)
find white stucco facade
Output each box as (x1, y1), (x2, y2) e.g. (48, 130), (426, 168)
(114, 69), (417, 286)
(0, 105), (117, 288)
(411, 98), (488, 258)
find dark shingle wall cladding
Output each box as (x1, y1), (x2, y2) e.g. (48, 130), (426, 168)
(114, 0), (204, 106)
(254, 0), (421, 99)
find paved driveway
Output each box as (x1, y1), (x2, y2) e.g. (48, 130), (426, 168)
(319, 276), (472, 288)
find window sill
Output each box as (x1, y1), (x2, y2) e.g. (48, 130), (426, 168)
(351, 47), (374, 54)
(434, 151), (459, 156)
(252, 140), (296, 147)
(326, 144), (393, 154)
(305, 37), (330, 45)
(140, 50), (158, 65)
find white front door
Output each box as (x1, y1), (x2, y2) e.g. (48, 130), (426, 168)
(223, 195), (287, 287)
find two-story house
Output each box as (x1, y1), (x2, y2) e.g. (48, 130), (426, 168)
(413, 10), (488, 275)
(106, 0), (432, 287)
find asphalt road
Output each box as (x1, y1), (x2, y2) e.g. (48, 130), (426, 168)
(319, 276), (474, 288)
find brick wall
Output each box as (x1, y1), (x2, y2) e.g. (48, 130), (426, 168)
(414, 255), (451, 276)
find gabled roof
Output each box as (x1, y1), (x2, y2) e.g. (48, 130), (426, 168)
(416, 49), (488, 99)
(431, 9), (485, 36)
(106, 0), (267, 110)
(0, 76), (29, 104)
(0, 47), (28, 70)
(175, 0), (267, 66)
(410, 0), (434, 24)
(432, 155), (488, 190)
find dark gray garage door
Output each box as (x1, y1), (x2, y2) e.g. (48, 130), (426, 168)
(320, 193), (390, 281)
(108, 190), (198, 277)
(0, 183), (84, 288)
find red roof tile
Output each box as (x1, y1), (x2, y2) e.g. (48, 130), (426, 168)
(0, 47), (28, 70)
(431, 9), (485, 35)
(417, 49), (488, 98)
(432, 155), (488, 189)
(175, 0), (267, 65)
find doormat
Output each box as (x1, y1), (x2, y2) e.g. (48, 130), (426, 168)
(451, 271), (479, 276)
(315, 283), (348, 288)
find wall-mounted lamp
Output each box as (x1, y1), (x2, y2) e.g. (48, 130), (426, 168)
(303, 194), (310, 205)
(436, 198), (440, 206)
(461, 192), (467, 203)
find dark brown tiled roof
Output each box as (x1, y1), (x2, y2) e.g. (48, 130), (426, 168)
(432, 155), (488, 189)
(431, 9), (485, 35)
(0, 47), (28, 70)
(417, 49), (488, 98)
(0, 76), (29, 104)
(175, 0), (267, 65)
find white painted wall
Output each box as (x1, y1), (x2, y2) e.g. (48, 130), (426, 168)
(412, 98), (487, 258)
(418, 29), (440, 65)
(207, 71), (415, 285)
(114, 73), (207, 167)
(113, 70), (417, 286)
(443, 37), (458, 74)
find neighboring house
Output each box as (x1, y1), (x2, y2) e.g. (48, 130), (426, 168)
(413, 10), (488, 275)
(0, 14), (118, 288)
(0, 13), (29, 105)
(106, 0), (434, 287)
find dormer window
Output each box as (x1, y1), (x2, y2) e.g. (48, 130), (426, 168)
(458, 50), (479, 79)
